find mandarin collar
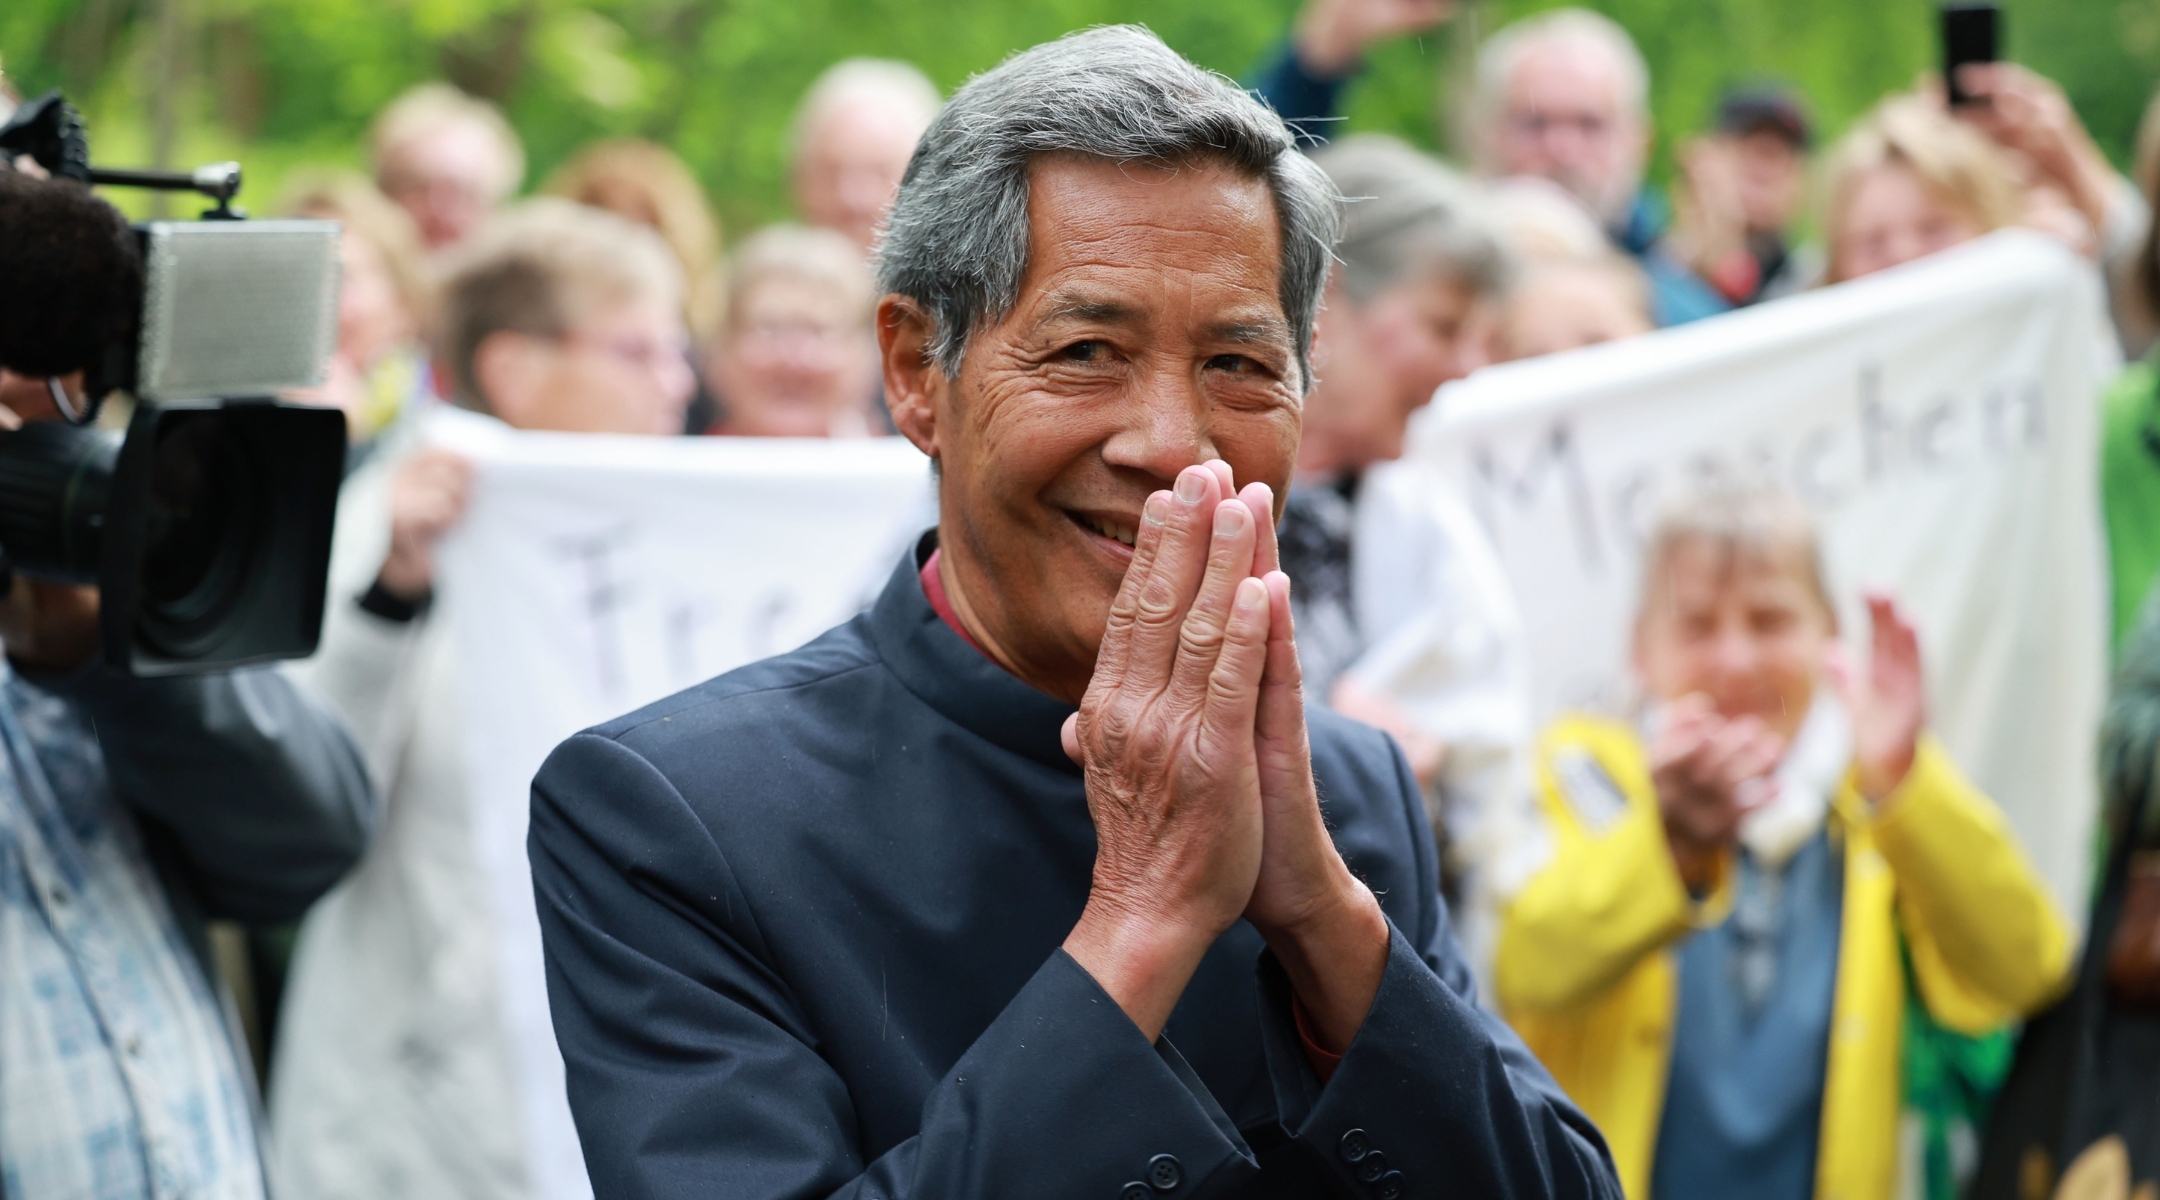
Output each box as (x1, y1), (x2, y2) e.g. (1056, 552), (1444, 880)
(866, 530), (1081, 773)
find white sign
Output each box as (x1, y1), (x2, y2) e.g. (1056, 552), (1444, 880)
(1403, 231), (2117, 918)
(431, 420), (934, 1200)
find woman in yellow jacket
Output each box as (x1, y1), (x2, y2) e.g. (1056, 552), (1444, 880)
(1494, 486), (2071, 1200)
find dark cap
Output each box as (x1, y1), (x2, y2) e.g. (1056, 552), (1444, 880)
(1715, 85), (1812, 150)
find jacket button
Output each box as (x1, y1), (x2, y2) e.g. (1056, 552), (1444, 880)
(1147, 1154), (1183, 1191)
(1120, 1183), (1150, 1200)
(1356, 1150), (1390, 1184)
(1374, 1169), (1405, 1199)
(1339, 1128), (1370, 1163)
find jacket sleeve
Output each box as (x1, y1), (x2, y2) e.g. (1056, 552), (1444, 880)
(530, 731), (1264, 1200)
(1493, 729), (1714, 1014)
(284, 592), (430, 793)
(1866, 738), (2074, 1030)
(49, 663), (378, 925)
(1249, 731), (1622, 1200)
(1249, 39), (1352, 147)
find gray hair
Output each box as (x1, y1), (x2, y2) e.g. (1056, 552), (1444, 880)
(876, 25), (1341, 391)
(788, 58), (943, 161)
(1314, 133), (1513, 303)
(1472, 9), (1649, 132)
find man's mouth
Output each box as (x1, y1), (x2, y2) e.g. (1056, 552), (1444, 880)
(1068, 511), (1138, 550)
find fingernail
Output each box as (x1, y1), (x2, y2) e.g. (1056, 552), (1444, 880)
(1143, 493), (1170, 525)
(1236, 577), (1266, 610)
(1175, 470), (1207, 504)
(1215, 501), (1248, 532)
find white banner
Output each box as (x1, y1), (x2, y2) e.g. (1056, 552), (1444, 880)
(430, 419), (934, 1200)
(1401, 230), (2117, 919)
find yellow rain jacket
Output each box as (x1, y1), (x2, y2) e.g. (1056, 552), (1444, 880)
(1494, 715), (2072, 1200)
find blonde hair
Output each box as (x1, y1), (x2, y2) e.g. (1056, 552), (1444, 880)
(1637, 481), (1835, 627)
(720, 224), (874, 333)
(1821, 96), (2023, 283)
(277, 169), (433, 329)
(543, 138), (723, 335)
(369, 83), (526, 200)
(435, 198), (682, 410)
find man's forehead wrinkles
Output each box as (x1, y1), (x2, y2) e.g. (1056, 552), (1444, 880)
(1210, 318), (1289, 345)
(1040, 295), (1141, 324)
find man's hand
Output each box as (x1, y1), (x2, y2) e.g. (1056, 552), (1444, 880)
(1667, 138), (1751, 285)
(0, 374), (101, 674)
(0, 576), (101, 674)
(1828, 592), (1925, 805)
(1209, 459), (1390, 1055)
(1648, 695), (1782, 893)
(1062, 465), (1275, 1041)
(1293, 0), (1454, 78)
(376, 448), (474, 602)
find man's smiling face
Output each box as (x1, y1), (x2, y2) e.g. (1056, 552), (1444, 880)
(890, 154), (1303, 702)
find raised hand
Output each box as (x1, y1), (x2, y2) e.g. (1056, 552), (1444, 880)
(1648, 694), (1784, 892)
(1061, 464), (1275, 1041)
(1667, 138), (1750, 283)
(1293, 0), (1456, 78)
(1952, 62), (2116, 235)
(376, 447), (475, 602)
(1827, 591), (1925, 804)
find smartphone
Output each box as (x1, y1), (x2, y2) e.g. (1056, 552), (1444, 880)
(1941, 3), (2001, 107)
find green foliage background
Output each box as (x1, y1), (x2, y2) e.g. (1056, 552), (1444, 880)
(3, 0), (2157, 234)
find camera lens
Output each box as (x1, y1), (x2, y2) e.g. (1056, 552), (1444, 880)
(138, 412), (260, 652)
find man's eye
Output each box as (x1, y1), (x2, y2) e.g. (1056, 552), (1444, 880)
(1206, 354), (1256, 374)
(1059, 340), (1106, 363)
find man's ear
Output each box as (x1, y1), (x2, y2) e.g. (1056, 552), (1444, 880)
(878, 295), (945, 461)
(472, 330), (549, 429)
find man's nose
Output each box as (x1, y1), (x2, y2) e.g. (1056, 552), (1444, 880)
(1097, 362), (1218, 484)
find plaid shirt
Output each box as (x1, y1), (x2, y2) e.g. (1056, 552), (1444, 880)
(0, 670), (263, 1199)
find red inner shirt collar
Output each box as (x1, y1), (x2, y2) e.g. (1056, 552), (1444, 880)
(920, 547), (991, 659)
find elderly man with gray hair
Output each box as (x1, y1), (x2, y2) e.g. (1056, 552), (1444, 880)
(532, 26), (1617, 1200)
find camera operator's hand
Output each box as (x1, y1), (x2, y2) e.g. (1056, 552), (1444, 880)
(376, 448), (474, 603)
(0, 576), (101, 674)
(0, 370), (106, 673)
(0, 368), (85, 429)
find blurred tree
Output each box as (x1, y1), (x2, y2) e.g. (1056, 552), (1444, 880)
(0, 0), (2153, 233)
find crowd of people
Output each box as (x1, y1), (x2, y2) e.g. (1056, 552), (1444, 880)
(6, 1), (2160, 1198)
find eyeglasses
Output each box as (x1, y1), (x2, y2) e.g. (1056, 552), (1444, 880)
(559, 333), (692, 374)
(1505, 109), (1614, 142)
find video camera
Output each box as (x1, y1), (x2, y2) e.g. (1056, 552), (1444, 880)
(0, 91), (345, 675)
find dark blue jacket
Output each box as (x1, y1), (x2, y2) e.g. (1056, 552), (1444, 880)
(529, 539), (1619, 1200)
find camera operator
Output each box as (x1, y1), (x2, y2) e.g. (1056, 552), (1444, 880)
(0, 168), (378, 1198)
